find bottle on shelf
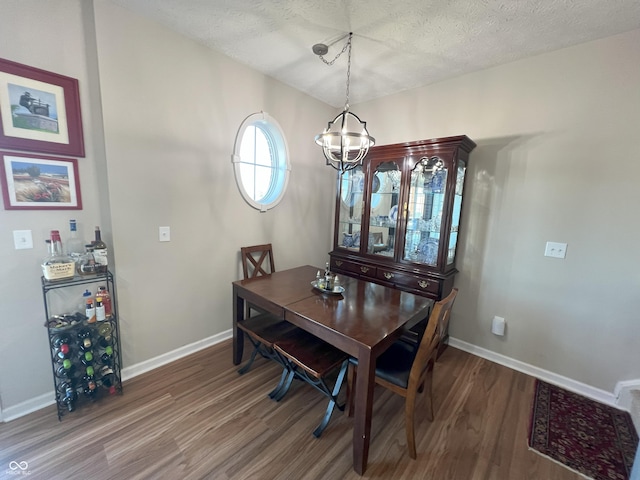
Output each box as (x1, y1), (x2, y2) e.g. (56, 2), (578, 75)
(42, 230), (75, 281)
(95, 297), (106, 322)
(66, 219), (85, 260)
(78, 350), (94, 366)
(92, 226), (108, 274)
(77, 245), (97, 276)
(97, 321), (113, 341)
(82, 366), (97, 399)
(77, 328), (93, 350)
(98, 365), (117, 395)
(100, 345), (114, 367)
(85, 297), (96, 324)
(97, 286), (112, 318)
(55, 361), (76, 379)
(57, 381), (78, 412)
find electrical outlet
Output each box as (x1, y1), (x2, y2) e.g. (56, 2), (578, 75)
(544, 241), (567, 259)
(159, 226), (171, 242)
(13, 230), (33, 249)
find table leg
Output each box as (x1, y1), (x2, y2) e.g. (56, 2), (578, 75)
(353, 351), (375, 475)
(233, 286), (244, 365)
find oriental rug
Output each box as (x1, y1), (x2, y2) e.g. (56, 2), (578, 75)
(528, 380), (638, 480)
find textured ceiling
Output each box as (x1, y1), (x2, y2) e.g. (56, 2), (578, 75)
(109, 0), (640, 108)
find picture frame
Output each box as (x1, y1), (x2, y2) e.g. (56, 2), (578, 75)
(0, 151), (82, 210)
(0, 58), (84, 157)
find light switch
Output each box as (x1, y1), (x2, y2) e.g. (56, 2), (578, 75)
(13, 230), (33, 249)
(544, 241), (567, 259)
(159, 226), (171, 242)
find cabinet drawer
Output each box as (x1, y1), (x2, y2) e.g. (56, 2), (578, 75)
(378, 270), (440, 295)
(332, 258), (377, 279)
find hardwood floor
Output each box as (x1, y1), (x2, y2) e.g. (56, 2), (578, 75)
(0, 340), (580, 480)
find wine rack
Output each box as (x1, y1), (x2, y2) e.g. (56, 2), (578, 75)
(42, 271), (123, 420)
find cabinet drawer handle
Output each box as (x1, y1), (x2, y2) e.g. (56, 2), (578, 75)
(418, 280), (430, 289)
(335, 261), (343, 267)
(383, 272), (394, 279)
(360, 266), (370, 273)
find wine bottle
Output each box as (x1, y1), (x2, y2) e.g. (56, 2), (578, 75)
(100, 346), (114, 367)
(83, 368), (98, 399)
(92, 226), (108, 274)
(57, 381), (78, 412)
(42, 230), (75, 281)
(55, 361), (76, 379)
(77, 328), (93, 350)
(98, 365), (117, 395)
(66, 219), (85, 260)
(78, 350), (94, 366)
(55, 342), (72, 361)
(51, 333), (71, 349)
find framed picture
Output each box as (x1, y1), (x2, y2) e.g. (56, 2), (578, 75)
(0, 58), (84, 157)
(0, 151), (82, 210)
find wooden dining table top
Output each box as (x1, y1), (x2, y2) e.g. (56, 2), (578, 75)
(232, 264), (433, 474)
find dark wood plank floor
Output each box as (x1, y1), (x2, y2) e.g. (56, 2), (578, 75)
(0, 340), (580, 479)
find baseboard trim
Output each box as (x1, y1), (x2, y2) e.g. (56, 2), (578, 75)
(120, 329), (232, 381)
(2, 329), (233, 422)
(614, 379), (640, 411)
(2, 331), (628, 422)
(448, 337), (620, 409)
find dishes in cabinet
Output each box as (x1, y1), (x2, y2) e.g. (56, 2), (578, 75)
(358, 173), (381, 193)
(389, 205), (398, 223)
(417, 238), (439, 264)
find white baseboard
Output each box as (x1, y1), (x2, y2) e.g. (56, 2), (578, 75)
(120, 329), (232, 381)
(2, 329), (233, 422)
(614, 379), (640, 411)
(2, 331), (630, 422)
(448, 337), (620, 409)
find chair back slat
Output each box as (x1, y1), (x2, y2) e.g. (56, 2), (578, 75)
(241, 244), (275, 279)
(408, 288), (458, 391)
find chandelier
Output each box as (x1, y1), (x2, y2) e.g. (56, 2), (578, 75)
(314, 33), (375, 172)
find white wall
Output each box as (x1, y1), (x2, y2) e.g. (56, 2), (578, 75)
(0, 0), (336, 416)
(356, 28), (640, 393)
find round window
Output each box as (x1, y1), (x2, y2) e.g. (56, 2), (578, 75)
(232, 112), (290, 211)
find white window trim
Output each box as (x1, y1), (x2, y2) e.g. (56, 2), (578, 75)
(231, 111), (291, 212)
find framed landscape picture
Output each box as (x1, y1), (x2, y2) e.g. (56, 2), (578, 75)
(0, 58), (84, 157)
(0, 151), (82, 210)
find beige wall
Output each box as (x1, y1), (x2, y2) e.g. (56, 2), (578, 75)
(0, 0), (638, 418)
(355, 28), (640, 392)
(0, 0), (336, 415)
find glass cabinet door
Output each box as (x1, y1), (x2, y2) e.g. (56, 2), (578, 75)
(448, 159), (466, 265)
(366, 161), (402, 258)
(336, 166), (365, 251)
(403, 156), (447, 266)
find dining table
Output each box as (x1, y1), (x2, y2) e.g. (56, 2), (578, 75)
(232, 265), (433, 475)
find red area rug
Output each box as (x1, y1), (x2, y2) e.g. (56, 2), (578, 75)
(529, 380), (638, 480)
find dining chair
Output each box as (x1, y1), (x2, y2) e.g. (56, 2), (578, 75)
(347, 287), (458, 458)
(273, 329), (349, 437)
(241, 244), (275, 279)
(237, 244), (295, 375)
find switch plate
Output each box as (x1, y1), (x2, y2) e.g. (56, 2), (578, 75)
(13, 230), (33, 249)
(544, 241), (567, 259)
(159, 226), (171, 242)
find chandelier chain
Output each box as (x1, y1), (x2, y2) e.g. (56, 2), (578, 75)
(318, 33), (353, 108)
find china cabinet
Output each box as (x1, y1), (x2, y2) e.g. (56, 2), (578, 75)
(330, 135), (475, 301)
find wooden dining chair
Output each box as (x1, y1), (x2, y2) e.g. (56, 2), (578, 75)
(241, 244), (275, 279)
(237, 244), (296, 375)
(273, 329), (349, 437)
(347, 288), (458, 458)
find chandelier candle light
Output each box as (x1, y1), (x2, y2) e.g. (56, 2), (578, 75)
(314, 33), (375, 172)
